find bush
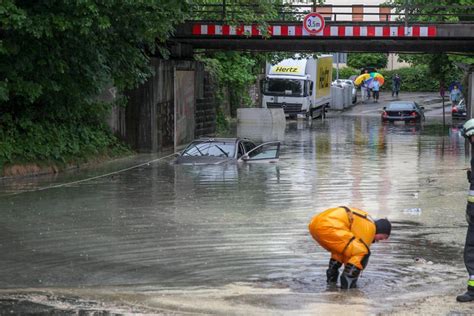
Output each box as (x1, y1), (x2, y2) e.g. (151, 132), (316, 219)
(0, 112), (130, 171)
(379, 66), (462, 92)
(334, 65), (463, 92)
(333, 67), (359, 80)
(347, 53), (388, 69)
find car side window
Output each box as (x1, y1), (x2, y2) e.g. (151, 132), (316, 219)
(243, 141), (256, 153)
(237, 142), (245, 158)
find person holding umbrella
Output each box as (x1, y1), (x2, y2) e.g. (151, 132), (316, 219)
(450, 85), (463, 107)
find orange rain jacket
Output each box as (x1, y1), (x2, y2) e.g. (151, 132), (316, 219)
(308, 206), (376, 270)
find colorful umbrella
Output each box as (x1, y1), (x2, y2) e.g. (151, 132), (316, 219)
(354, 72), (385, 86)
(354, 73), (371, 86)
(449, 81), (462, 92)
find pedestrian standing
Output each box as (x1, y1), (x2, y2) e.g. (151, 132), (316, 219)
(308, 206), (391, 289)
(392, 74), (401, 97)
(457, 119), (474, 302)
(372, 80), (380, 103)
(450, 85), (462, 107)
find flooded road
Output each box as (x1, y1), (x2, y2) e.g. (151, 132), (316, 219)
(0, 115), (472, 314)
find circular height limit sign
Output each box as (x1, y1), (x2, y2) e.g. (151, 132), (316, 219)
(303, 12), (325, 34)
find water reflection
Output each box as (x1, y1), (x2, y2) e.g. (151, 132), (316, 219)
(0, 116), (470, 313)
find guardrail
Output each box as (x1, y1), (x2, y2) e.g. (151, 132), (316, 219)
(190, 3), (474, 24)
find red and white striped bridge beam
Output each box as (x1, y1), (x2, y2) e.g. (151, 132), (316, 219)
(192, 24), (437, 38)
(171, 22), (474, 53)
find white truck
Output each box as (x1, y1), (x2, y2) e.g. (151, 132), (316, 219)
(261, 55), (333, 119)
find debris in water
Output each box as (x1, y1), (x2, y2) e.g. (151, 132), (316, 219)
(414, 257), (433, 265)
(403, 208), (422, 215)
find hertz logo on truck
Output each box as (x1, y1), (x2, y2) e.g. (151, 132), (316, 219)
(272, 66), (300, 73)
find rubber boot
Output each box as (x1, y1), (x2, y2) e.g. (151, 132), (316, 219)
(456, 286), (474, 302)
(326, 259), (342, 283)
(340, 263), (361, 289)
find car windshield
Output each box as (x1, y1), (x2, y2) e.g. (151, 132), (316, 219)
(264, 79), (303, 96)
(182, 141), (235, 158)
(387, 103), (416, 111)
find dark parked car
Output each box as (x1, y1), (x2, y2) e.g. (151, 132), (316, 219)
(452, 98), (467, 119)
(381, 101), (425, 122)
(173, 138), (281, 165)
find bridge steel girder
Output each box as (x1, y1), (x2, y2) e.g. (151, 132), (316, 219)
(171, 22), (474, 54)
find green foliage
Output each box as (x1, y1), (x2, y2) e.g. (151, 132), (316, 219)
(399, 53), (473, 88)
(215, 107), (231, 136)
(387, 0), (473, 87)
(347, 53), (388, 70)
(197, 51), (258, 116)
(333, 67), (359, 80)
(0, 1), (189, 171)
(1, 1), (189, 107)
(386, 0), (473, 23)
(335, 65), (464, 92)
(192, 0), (325, 30)
(0, 113), (130, 170)
(378, 65), (462, 92)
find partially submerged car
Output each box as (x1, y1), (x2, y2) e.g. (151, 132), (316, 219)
(173, 138), (281, 165)
(382, 101), (425, 122)
(452, 98), (467, 119)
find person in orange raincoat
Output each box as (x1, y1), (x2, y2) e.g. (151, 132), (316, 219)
(308, 206), (391, 289)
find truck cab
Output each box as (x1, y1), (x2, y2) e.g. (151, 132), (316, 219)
(261, 56), (332, 119)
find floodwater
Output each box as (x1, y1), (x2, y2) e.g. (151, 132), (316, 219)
(0, 116), (471, 315)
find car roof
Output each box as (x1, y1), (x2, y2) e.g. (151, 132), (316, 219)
(389, 101), (415, 105)
(193, 137), (253, 143)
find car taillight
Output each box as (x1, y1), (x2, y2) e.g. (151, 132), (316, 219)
(452, 107), (458, 112)
(411, 111), (417, 117)
(382, 111), (388, 117)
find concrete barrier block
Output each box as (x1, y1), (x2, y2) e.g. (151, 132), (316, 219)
(237, 123), (286, 142)
(237, 108), (286, 125)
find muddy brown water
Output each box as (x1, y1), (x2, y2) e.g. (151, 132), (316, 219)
(0, 116), (470, 314)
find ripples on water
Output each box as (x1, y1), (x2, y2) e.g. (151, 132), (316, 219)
(0, 116), (470, 312)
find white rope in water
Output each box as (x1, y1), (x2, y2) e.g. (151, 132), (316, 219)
(1, 152), (177, 197)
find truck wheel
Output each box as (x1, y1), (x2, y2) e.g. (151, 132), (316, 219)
(289, 114), (297, 120)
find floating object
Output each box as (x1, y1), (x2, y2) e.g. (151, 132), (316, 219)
(414, 257), (433, 265)
(403, 207), (422, 215)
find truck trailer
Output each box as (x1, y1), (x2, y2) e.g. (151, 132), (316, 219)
(261, 55), (333, 119)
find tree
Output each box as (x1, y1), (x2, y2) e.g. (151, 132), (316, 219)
(0, 1), (190, 169)
(347, 53), (388, 70)
(1, 1), (190, 109)
(386, 0), (473, 90)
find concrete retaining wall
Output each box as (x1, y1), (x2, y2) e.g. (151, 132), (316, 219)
(109, 58), (217, 152)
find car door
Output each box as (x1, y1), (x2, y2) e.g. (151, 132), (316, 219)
(239, 142), (281, 163)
